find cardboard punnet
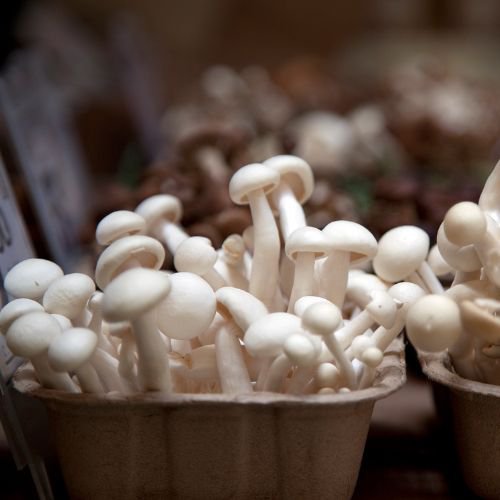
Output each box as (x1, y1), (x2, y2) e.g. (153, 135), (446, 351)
(13, 340), (405, 500)
(419, 351), (500, 499)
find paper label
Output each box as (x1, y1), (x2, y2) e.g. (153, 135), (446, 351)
(0, 50), (89, 272)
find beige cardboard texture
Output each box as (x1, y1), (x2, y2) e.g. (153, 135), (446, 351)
(14, 340), (405, 500)
(420, 351), (500, 499)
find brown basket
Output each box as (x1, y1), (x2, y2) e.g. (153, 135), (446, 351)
(419, 351), (500, 499)
(13, 340), (405, 500)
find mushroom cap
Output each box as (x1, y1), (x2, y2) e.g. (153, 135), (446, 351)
(302, 302), (343, 338)
(43, 273), (96, 320)
(361, 347), (384, 368)
(229, 163), (280, 205)
(366, 290), (398, 328)
(293, 295), (330, 317)
(51, 314), (73, 331)
(405, 295), (462, 352)
(445, 279), (498, 303)
(283, 333), (318, 367)
(436, 224), (481, 272)
(373, 225), (429, 282)
(102, 268), (171, 323)
(347, 270), (388, 308)
(388, 282), (426, 307)
(221, 234), (246, 264)
(95, 235), (165, 290)
(135, 194), (183, 229)
(263, 155), (314, 207)
(96, 210), (146, 246)
(215, 287), (268, 332)
(459, 299), (500, 344)
(4, 259), (63, 301)
(350, 336), (374, 359)
(285, 226), (331, 261)
(174, 236), (217, 275)
(427, 244), (454, 277)
(244, 312), (304, 358)
(322, 221), (377, 264)
(443, 202), (487, 247)
(48, 327), (98, 372)
(0, 299), (44, 335)
(157, 272), (216, 341)
(88, 291), (103, 314)
(6, 311), (62, 358)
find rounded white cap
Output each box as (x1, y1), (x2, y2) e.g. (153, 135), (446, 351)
(135, 194), (183, 229)
(96, 210), (146, 246)
(263, 155), (314, 209)
(283, 333), (318, 367)
(4, 259), (63, 301)
(157, 272), (216, 340)
(322, 221), (377, 265)
(373, 225), (429, 282)
(427, 244), (454, 277)
(0, 299), (44, 335)
(302, 302), (343, 337)
(244, 312), (303, 357)
(6, 311), (62, 358)
(95, 235), (165, 290)
(48, 327), (98, 372)
(43, 273), (96, 320)
(215, 286), (268, 332)
(293, 295), (330, 317)
(366, 290), (398, 328)
(406, 295), (462, 352)
(102, 268), (171, 323)
(388, 282), (426, 306)
(174, 237), (217, 275)
(229, 164), (280, 205)
(443, 202), (486, 247)
(436, 223), (481, 272)
(285, 226), (331, 261)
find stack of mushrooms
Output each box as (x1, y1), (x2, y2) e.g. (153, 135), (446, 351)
(3, 155), (499, 396)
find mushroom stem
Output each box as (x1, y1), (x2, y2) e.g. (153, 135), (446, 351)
(320, 250), (351, 307)
(417, 261), (444, 294)
(132, 311), (171, 392)
(286, 366), (315, 394)
(162, 222), (189, 254)
(31, 354), (80, 393)
(336, 313), (373, 350)
(91, 349), (130, 393)
(263, 354), (291, 392)
(272, 182), (306, 240)
(215, 320), (252, 394)
(287, 252), (316, 313)
(247, 190), (280, 309)
(74, 363), (105, 393)
(322, 334), (357, 389)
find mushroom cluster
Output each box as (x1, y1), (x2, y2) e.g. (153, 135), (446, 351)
(405, 162), (500, 385)
(5, 154), (499, 395)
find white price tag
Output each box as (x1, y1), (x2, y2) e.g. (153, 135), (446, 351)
(0, 50), (89, 272)
(0, 154), (34, 380)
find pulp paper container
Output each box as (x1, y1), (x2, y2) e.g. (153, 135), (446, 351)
(419, 351), (500, 499)
(13, 340), (405, 500)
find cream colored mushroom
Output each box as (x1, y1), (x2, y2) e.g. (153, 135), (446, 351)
(95, 210), (146, 246)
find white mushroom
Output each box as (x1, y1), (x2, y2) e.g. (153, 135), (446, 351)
(0, 298), (44, 335)
(301, 301), (357, 389)
(373, 225), (443, 294)
(95, 235), (165, 290)
(43, 273), (96, 326)
(405, 294), (462, 352)
(263, 155), (314, 239)
(135, 194), (188, 254)
(4, 259), (63, 302)
(102, 268), (172, 392)
(48, 327), (104, 393)
(320, 220), (378, 307)
(229, 163), (281, 309)
(174, 236), (226, 290)
(156, 272), (216, 342)
(285, 226), (331, 313)
(95, 210), (146, 246)
(214, 234), (249, 290)
(6, 312), (78, 392)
